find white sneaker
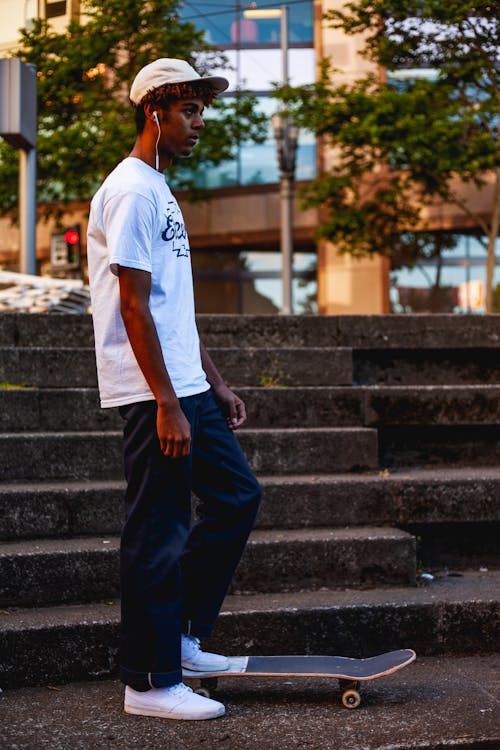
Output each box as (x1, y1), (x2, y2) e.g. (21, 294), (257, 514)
(124, 682), (225, 720)
(181, 634), (229, 672)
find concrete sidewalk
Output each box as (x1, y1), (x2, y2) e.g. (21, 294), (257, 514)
(1, 654), (499, 750)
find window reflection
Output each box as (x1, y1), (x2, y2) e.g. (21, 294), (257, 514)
(181, 1), (313, 45)
(192, 250), (317, 314)
(178, 2), (316, 189)
(171, 94), (316, 190)
(219, 48), (315, 90)
(391, 234), (499, 313)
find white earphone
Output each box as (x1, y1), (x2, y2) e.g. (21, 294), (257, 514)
(153, 111), (160, 171)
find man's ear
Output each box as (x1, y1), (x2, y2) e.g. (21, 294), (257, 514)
(143, 102), (159, 125)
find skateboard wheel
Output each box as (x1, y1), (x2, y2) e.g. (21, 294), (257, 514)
(342, 689), (361, 709)
(200, 677), (219, 692)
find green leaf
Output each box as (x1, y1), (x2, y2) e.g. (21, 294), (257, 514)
(273, 0), (499, 274)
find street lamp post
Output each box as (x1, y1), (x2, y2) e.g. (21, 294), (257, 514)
(272, 111), (299, 315)
(243, 3), (299, 314)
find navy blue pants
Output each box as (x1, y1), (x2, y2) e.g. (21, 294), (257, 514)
(118, 389), (261, 691)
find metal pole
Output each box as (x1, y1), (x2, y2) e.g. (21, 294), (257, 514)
(19, 145), (37, 275)
(235, 0), (242, 185)
(281, 4), (288, 85)
(280, 4), (293, 314)
(281, 174), (293, 314)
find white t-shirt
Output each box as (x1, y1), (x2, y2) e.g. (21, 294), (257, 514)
(87, 157), (209, 408)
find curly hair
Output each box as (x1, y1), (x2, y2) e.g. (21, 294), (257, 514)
(142, 81), (216, 107)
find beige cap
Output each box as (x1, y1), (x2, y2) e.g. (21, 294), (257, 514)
(130, 58), (229, 104)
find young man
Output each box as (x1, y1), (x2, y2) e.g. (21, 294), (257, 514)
(87, 58), (261, 721)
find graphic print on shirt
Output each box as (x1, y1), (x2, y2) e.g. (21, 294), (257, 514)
(161, 200), (189, 257)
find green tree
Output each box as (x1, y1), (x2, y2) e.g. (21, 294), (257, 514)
(279, 1), (500, 310)
(0, 0), (267, 222)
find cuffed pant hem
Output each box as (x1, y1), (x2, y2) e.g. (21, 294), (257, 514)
(183, 617), (215, 639)
(120, 665), (183, 691)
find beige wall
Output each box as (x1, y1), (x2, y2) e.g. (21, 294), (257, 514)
(318, 244), (390, 314)
(315, 0), (390, 313)
(0, 0), (37, 54)
(0, 1), (82, 55)
(181, 186), (318, 250)
(318, 0), (374, 84)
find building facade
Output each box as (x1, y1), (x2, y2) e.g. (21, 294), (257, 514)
(0, 1), (496, 313)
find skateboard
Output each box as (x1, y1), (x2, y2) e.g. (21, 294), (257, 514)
(183, 648), (416, 709)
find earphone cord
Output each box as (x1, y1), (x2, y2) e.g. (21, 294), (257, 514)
(155, 120), (161, 171)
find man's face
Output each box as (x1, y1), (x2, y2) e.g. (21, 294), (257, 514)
(158, 97), (205, 160)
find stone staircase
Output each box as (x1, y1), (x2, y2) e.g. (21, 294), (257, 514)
(0, 313), (498, 689)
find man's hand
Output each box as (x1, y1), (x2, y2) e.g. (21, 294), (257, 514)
(157, 402), (191, 458)
(198, 341), (247, 430)
(212, 383), (247, 430)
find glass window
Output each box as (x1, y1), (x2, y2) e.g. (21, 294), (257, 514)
(171, 94), (316, 190)
(177, 136), (316, 190)
(180, 0), (237, 46)
(390, 234), (499, 313)
(180, 1), (313, 46)
(192, 249), (317, 314)
(177, 2), (316, 189)
(216, 48), (315, 90)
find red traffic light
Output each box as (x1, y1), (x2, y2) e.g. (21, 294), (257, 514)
(64, 229), (80, 245)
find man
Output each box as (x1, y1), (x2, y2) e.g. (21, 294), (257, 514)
(87, 58), (261, 721)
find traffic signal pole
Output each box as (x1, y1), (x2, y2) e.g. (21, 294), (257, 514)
(19, 145), (37, 275)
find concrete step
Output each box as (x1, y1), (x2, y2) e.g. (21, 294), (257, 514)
(379, 425), (500, 469)
(197, 314), (500, 350)
(0, 348), (98, 388)
(0, 427), (378, 480)
(258, 468), (500, 528)
(213, 569), (500, 659)
(354, 347), (500, 385)
(4, 385), (500, 434)
(3, 312), (500, 350)
(0, 536), (120, 607)
(0, 526), (415, 608)
(0, 388), (117, 433)
(0, 347), (353, 388)
(211, 348), (353, 386)
(0, 569), (497, 688)
(409, 520), (500, 571)
(1, 467), (499, 541)
(238, 428), (377, 474)
(0, 431), (123, 481)
(247, 385), (500, 428)
(363, 385), (500, 426)
(0, 480), (125, 540)
(233, 527), (416, 593)
(0, 313), (94, 348)
(2, 344), (500, 391)
(1, 655), (499, 749)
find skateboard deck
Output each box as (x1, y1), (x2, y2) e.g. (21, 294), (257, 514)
(183, 648), (416, 709)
